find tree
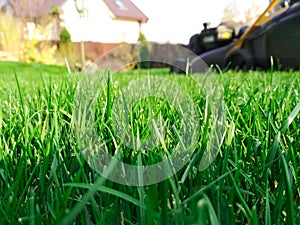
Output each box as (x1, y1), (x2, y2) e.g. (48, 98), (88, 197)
(222, 1), (264, 25)
(221, 1), (241, 22)
(244, 3), (262, 25)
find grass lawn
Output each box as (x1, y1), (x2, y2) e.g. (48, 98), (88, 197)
(0, 61), (299, 224)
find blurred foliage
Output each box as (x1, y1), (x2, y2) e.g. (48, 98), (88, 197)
(57, 27), (77, 66)
(0, 13), (22, 57)
(138, 32), (151, 69)
(20, 38), (57, 64)
(60, 27), (72, 45)
(0, 6), (64, 64)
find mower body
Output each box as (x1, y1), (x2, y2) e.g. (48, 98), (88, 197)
(172, 1), (300, 72)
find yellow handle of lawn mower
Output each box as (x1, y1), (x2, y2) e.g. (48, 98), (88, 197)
(232, 0), (281, 51)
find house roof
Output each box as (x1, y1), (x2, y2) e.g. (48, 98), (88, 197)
(103, 0), (148, 23)
(8, 0), (66, 18)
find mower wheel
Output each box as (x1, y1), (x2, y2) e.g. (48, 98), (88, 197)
(225, 49), (253, 70)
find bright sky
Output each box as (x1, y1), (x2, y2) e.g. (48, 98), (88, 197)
(131, 0), (269, 44)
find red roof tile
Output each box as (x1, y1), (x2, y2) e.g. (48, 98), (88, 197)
(103, 0), (148, 23)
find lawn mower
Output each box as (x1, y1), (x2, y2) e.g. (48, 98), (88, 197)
(171, 0), (300, 72)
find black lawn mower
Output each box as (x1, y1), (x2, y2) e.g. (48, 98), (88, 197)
(171, 0), (300, 73)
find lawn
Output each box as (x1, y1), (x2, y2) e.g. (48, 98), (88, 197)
(0, 61), (299, 224)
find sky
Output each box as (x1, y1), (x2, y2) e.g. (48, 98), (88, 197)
(131, 0), (269, 44)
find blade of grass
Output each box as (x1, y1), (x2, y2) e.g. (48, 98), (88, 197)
(265, 182), (271, 225)
(228, 168), (253, 223)
(278, 149), (295, 225)
(279, 102), (300, 132)
(64, 182), (146, 209)
(182, 168), (236, 205)
(202, 193), (220, 225)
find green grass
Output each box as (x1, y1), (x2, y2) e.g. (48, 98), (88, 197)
(0, 61), (299, 224)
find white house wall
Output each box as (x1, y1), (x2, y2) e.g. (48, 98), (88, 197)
(61, 0), (140, 43)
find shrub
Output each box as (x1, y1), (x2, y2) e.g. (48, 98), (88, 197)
(138, 32), (151, 68)
(57, 27), (76, 66)
(59, 27), (72, 45)
(19, 24), (57, 64)
(20, 39), (57, 64)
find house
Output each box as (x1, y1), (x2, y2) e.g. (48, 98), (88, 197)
(0, 0), (148, 43)
(62, 0), (148, 43)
